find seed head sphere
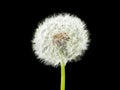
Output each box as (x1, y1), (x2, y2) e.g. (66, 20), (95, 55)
(32, 13), (90, 67)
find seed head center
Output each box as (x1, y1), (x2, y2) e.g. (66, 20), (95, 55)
(52, 32), (70, 47)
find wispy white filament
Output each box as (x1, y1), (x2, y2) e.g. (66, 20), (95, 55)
(32, 13), (90, 67)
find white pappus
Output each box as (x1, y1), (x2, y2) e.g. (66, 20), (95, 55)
(32, 13), (90, 67)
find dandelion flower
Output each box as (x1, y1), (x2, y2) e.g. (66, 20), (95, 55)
(32, 13), (90, 90)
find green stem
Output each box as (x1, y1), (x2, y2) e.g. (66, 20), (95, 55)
(60, 61), (65, 90)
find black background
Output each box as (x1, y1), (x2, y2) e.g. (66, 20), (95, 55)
(2, 0), (117, 90)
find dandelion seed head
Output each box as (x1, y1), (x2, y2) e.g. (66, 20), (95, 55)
(32, 13), (90, 67)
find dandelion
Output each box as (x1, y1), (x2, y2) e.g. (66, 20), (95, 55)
(32, 13), (90, 90)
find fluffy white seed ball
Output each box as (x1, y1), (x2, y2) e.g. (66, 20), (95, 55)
(32, 13), (90, 67)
